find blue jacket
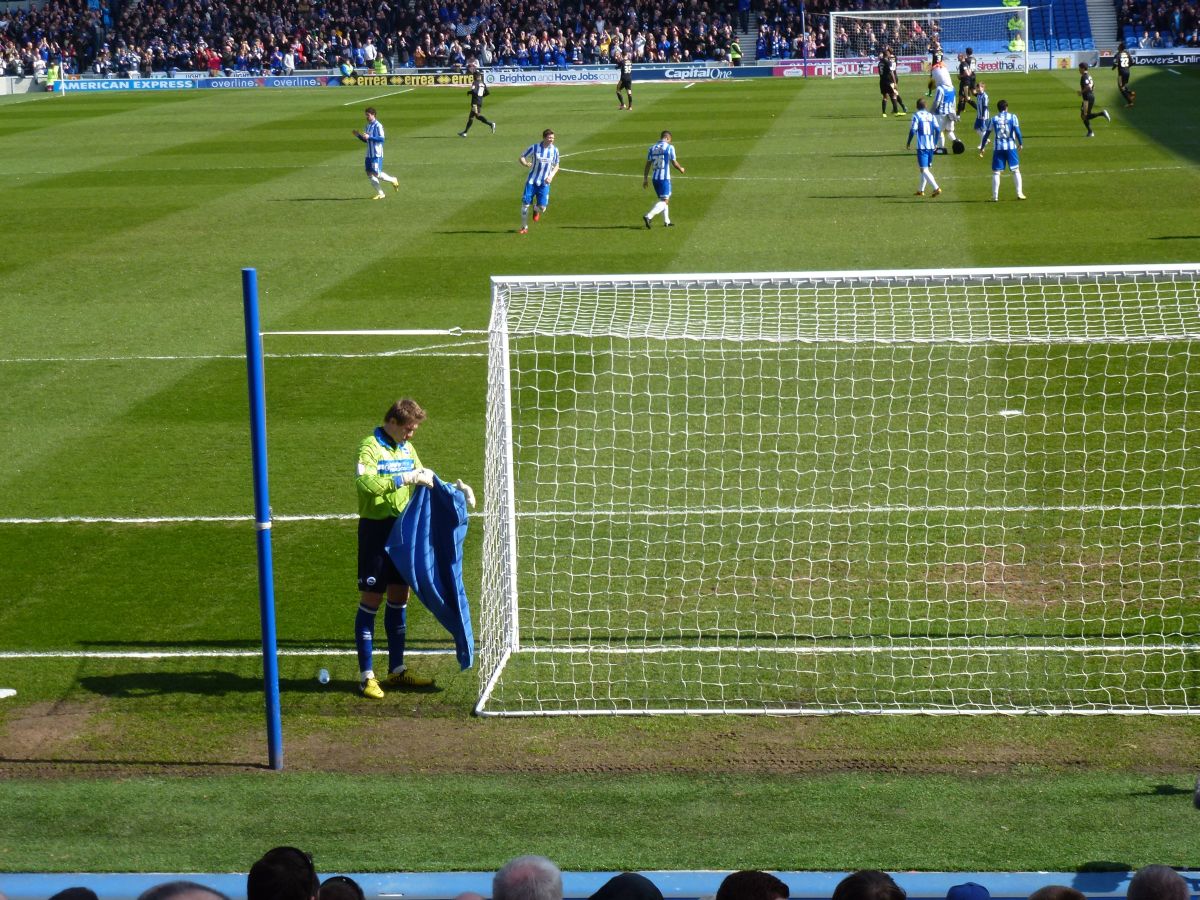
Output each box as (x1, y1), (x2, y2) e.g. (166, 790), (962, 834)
(386, 476), (475, 670)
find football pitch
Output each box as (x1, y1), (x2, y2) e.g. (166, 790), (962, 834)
(1, 69), (1199, 872)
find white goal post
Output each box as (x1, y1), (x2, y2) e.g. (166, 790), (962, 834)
(828, 7), (1029, 78)
(477, 265), (1200, 717)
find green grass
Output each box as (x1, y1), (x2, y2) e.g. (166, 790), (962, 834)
(2, 771), (1196, 872)
(1, 68), (1199, 873)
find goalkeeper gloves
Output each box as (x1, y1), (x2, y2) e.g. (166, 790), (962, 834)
(455, 479), (477, 509)
(395, 468), (435, 489)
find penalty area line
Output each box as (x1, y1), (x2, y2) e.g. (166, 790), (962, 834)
(342, 87), (414, 106)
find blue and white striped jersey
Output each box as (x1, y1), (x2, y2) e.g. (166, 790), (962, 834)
(988, 111), (1022, 150)
(523, 143), (560, 186)
(975, 91), (990, 122)
(647, 140), (676, 180)
(908, 110), (941, 151)
(364, 120), (385, 160)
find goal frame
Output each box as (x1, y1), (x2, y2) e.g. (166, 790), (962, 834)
(828, 7), (1029, 79)
(477, 264), (1200, 718)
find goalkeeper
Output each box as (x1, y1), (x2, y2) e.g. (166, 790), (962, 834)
(353, 398), (439, 699)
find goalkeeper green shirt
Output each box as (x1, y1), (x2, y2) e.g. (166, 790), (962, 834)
(356, 427), (424, 520)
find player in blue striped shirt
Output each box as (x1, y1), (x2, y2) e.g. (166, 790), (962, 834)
(978, 99), (1025, 201)
(931, 62), (959, 153)
(642, 131), (686, 228)
(351, 107), (400, 200)
(906, 98), (942, 197)
(971, 83), (990, 147)
(518, 129), (560, 234)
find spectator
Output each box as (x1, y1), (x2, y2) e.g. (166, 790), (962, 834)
(832, 871), (907, 900)
(591, 874), (664, 900)
(320, 876), (365, 900)
(946, 884), (990, 900)
(49, 890), (100, 900)
(248, 847), (320, 900)
(1128, 866), (1190, 900)
(716, 872), (790, 900)
(1028, 887), (1086, 900)
(493, 856), (563, 900)
(139, 883), (232, 900)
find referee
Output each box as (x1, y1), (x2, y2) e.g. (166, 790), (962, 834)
(353, 398), (436, 699)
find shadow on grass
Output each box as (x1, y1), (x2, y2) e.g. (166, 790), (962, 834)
(78, 670), (442, 697)
(77, 638), (449, 649)
(812, 194), (908, 200)
(1149, 235), (1200, 240)
(559, 224), (647, 230)
(436, 228), (520, 234)
(1130, 782), (1193, 797)
(268, 197), (370, 202)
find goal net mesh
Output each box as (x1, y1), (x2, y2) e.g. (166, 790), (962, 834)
(828, 8), (1028, 72)
(478, 267), (1200, 716)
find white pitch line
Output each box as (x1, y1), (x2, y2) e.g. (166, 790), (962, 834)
(1168, 68), (1182, 74)
(559, 163), (1197, 183)
(2, 644), (1194, 661)
(341, 87), (414, 106)
(0, 514), (356, 525)
(0, 348), (487, 364)
(0, 648), (452, 660)
(684, 82), (697, 89)
(263, 328), (482, 336)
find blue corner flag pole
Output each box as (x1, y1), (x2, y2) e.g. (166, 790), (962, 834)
(242, 268), (284, 771)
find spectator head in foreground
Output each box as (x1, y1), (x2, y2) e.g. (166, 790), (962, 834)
(248, 846), (320, 900)
(832, 871), (906, 900)
(946, 884), (991, 900)
(49, 890), (100, 900)
(139, 882), (232, 900)
(494, 855), (564, 900)
(591, 873), (665, 900)
(320, 877), (366, 900)
(1129, 866), (1190, 900)
(716, 872), (790, 900)
(1027, 887), (1086, 900)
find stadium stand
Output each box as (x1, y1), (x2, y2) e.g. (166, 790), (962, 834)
(938, 0), (1096, 53)
(1117, 0), (1199, 47)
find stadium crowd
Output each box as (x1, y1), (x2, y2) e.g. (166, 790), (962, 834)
(16, 854), (1193, 900)
(0, 0), (747, 78)
(0, 0), (942, 78)
(1116, 0), (1200, 47)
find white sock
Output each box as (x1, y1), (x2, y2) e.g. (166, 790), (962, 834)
(521, 204), (530, 227)
(662, 205), (671, 225)
(992, 171), (1001, 200)
(922, 168), (939, 191)
(918, 173), (927, 192)
(360, 669), (375, 681)
(647, 201), (665, 219)
(1012, 168), (1023, 195)
(381, 172), (398, 186)
(369, 175), (382, 194)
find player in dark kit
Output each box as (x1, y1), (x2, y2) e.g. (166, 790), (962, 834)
(1077, 62), (1111, 136)
(458, 71), (496, 137)
(878, 48), (908, 117)
(615, 51), (633, 109)
(1114, 43), (1135, 106)
(956, 48), (976, 115)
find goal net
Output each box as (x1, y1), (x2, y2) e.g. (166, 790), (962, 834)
(828, 7), (1029, 78)
(477, 266), (1200, 717)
